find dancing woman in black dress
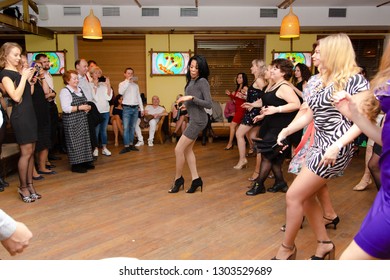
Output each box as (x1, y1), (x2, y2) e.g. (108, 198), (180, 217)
(0, 43), (40, 203)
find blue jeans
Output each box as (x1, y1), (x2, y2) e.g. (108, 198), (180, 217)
(95, 112), (110, 146)
(122, 106), (139, 146)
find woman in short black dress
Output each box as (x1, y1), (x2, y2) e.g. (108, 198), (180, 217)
(0, 42), (40, 203)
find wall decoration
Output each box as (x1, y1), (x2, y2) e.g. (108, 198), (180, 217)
(150, 50), (191, 76)
(27, 51), (66, 75)
(272, 51), (312, 68)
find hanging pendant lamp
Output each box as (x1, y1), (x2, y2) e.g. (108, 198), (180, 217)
(83, 9), (102, 40)
(280, 6), (300, 39)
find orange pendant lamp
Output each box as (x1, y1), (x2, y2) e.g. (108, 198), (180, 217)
(280, 6), (300, 39)
(83, 9), (102, 39)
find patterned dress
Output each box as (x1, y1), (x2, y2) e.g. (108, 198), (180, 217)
(305, 74), (369, 178)
(288, 74), (321, 174)
(354, 82), (390, 259)
(62, 88), (93, 165)
(241, 83), (264, 126)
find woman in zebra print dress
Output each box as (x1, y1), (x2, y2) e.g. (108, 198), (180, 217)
(272, 33), (369, 260)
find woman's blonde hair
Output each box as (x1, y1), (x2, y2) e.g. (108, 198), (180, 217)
(252, 59), (267, 78)
(319, 33), (361, 91)
(0, 42), (22, 69)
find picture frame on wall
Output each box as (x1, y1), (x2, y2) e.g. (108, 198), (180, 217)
(27, 51), (66, 75)
(272, 50), (313, 69)
(149, 49), (192, 77)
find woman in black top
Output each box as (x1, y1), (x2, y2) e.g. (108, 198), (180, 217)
(246, 58), (300, 196)
(0, 43), (40, 203)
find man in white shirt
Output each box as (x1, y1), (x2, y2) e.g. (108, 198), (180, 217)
(75, 59), (93, 101)
(135, 95), (167, 147)
(118, 67), (144, 154)
(75, 58), (99, 151)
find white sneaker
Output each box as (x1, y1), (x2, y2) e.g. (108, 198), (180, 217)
(93, 149), (99, 157)
(135, 141), (144, 147)
(148, 140), (154, 147)
(102, 147), (111, 156)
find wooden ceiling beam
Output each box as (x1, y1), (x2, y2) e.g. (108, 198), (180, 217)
(0, 14), (54, 38)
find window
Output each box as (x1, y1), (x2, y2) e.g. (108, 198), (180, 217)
(195, 38), (265, 101)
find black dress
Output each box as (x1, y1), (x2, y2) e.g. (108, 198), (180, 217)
(0, 69), (37, 144)
(259, 84), (297, 144)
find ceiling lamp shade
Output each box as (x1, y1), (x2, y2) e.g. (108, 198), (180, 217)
(280, 6), (300, 39)
(83, 9), (102, 39)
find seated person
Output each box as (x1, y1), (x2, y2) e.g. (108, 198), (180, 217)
(109, 95), (124, 147)
(224, 99), (235, 123)
(171, 94), (188, 137)
(135, 95), (167, 147)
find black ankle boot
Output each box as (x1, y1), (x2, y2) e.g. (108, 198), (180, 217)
(168, 176), (184, 193)
(186, 177), (203, 193)
(267, 182), (288, 193)
(0, 177), (9, 188)
(246, 182), (266, 196)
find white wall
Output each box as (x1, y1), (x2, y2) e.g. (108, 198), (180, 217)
(30, 5), (390, 31)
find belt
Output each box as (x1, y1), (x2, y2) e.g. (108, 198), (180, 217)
(123, 104), (139, 108)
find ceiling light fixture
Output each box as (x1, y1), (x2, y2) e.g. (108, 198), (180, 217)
(280, 5), (300, 39)
(82, 4), (102, 40)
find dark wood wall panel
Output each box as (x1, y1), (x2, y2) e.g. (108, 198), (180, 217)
(78, 37), (146, 95)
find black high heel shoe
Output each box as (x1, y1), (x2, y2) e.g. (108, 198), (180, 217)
(272, 243), (297, 260)
(18, 186), (35, 203)
(168, 176), (184, 193)
(324, 216), (340, 229)
(186, 177), (203, 193)
(309, 240), (335, 260)
(27, 183), (42, 200)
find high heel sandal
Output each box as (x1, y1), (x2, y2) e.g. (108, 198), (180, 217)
(18, 186), (35, 203)
(233, 159), (248, 170)
(272, 243), (297, 260)
(309, 240), (335, 260)
(168, 176), (184, 193)
(246, 149), (255, 157)
(186, 177), (203, 193)
(224, 144), (234, 150)
(248, 171), (259, 181)
(324, 216), (340, 229)
(27, 183), (42, 200)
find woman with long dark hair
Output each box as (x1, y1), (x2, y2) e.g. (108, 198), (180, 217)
(224, 72), (248, 150)
(168, 55), (212, 194)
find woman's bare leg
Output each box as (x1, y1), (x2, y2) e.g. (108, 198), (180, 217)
(226, 121), (238, 149)
(235, 124), (252, 166)
(340, 240), (377, 260)
(275, 167), (331, 259)
(174, 135), (196, 180)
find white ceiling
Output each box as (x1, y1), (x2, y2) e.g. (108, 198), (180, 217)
(34, 0), (388, 7)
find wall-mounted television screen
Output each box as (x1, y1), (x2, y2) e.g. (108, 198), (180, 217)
(150, 51), (191, 76)
(272, 51), (312, 68)
(27, 51), (66, 75)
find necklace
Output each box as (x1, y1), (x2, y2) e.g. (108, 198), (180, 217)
(266, 80), (287, 92)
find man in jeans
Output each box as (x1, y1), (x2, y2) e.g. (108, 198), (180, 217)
(118, 67), (144, 154)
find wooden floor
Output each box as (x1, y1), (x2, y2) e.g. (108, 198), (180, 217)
(0, 138), (376, 260)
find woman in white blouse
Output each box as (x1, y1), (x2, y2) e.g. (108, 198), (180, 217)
(89, 66), (113, 157)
